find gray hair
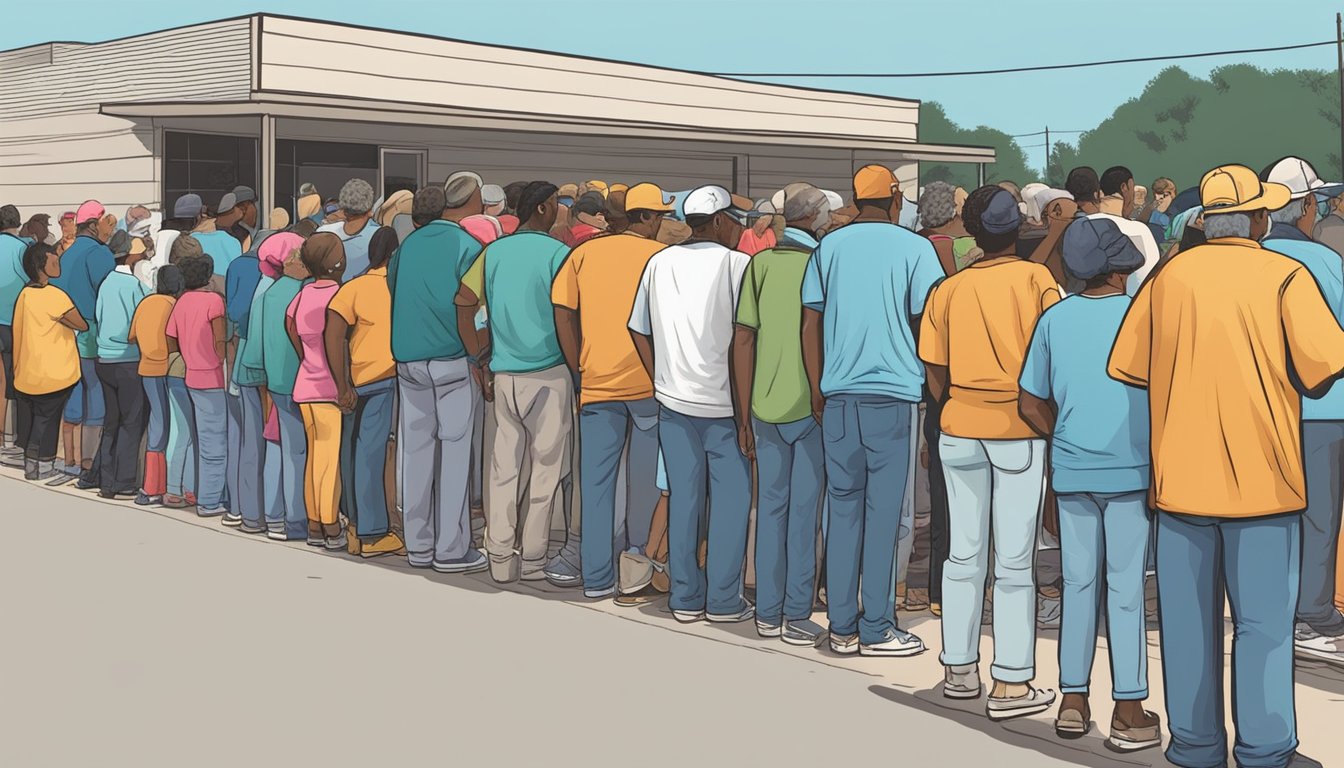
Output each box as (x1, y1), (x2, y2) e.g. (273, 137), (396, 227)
(1269, 197), (1310, 227)
(444, 171), (483, 209)
(917, 182), (957, 229)
(338, 178), (376, 216)
(782, 186), (830, 231)
(1202, 212), (1253, 240)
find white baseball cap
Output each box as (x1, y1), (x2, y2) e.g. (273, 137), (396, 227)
(1265, 156), (1343, 200)
(682, 185), (749, 223)
(1034, 188), (1074, 211)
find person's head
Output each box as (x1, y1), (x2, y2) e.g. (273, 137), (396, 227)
(682, 185), (749, 248)
(259, 232), (304, 278)
(749, 200), (776, 236)
(19, 215), (50, 244)
(571, 191), (608, 231)
(516, 181), (561, 232)
(59, 211), (77, 238)
(173, 193), (204, 225)
(916, 181), (957, 230)
(177, 249), (215, 290)
(75, 200), (107, 240)
(169, 232), (204, 267)
(1200, 164), (1291, 243)
(368, 226), (399, 270)
(230, 187), (258, 228)
(481, 184), (506, 217)
(412, 186), (448, 227)
(782, 186), (831, 235)
(622, 183), (676, 238)
(997, 181), (1023, 205)
(852, 165), (901, 220)
(962, 185), (1022, 256)
(270, 207), (291, 231)
(1152, 177), (1176, 213)
(605, 189), (630, 234)
(556, 183), (579, 209)
(108, 230), (133, 262)
(300, 232), (346, 282)
(156, 264), (185, 297)
(338, 178), (376, 220)
(22, 242), (59, 283)
(1262, 156), (1342, 237)
(443, 171), (484, 218)
(1101, 165), (1136, 210)
(1268, 195), (1315, 235)
(1062, 217), (1146, 290)
(0, 204), (19, 233)
(1065, 167), (1102, 208)
(289, 219), (319, 238)
(503, 181), (528, 216)
(1035, 188), (1076, 223)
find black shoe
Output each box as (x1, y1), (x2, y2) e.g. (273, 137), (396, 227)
(76, 476), (99, 491)
(99, 488), (138, 500)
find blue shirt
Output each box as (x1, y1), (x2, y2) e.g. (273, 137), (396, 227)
(95, 267), (149, 363)
(225, 255), (263, 338)
(234, 274), (275, 388)
(193, 230), (243, 277)
(387, 220), (482, 363)
(1265, 223), (1344, 420)
(51, 235), (115, 321)
(480, 231), (571, 374)
(1019, 294), (1150, 494)
(800, 222), (942, 401)
(0, 233), (28, 326)
(318, 218), (379, 282)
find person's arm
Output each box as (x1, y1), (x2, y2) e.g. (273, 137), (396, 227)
(1107, 285), (1153, 390)
(1283, 268), (1344, 398)
(627, 259), (656, 381)
(931, 237), (957, 277)
(801, 307), (825, 423)
(454, 284), (486, 359)
(731, 325), (756, 460)
(58, 306), (88, 332)
(554, 306), (581, 378)
(211, 315), (227, 363)
(925, 363), (949, 404)
(631, 331), (654, 381)
(285, 314), (301, 359)
(324, 309), (356, 412)
(1018, 391), (1056, 438)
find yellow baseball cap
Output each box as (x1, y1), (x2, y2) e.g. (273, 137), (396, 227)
(609, 183), (630, 195)
(1199, 164), (1291, 215)
(853, 165), (900, 200)
(585, 180), (609, 198)
(624, 182), (675, 213)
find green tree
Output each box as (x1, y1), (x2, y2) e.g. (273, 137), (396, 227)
(919, 102), (1039, 189)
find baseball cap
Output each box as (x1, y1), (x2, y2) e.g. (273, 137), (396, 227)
(217, 193), (238, 215)
(231, 186), (257, 205)
(979, 189), (1022, 234)
(623, 182), (675, 213)
(557, 183), (579, 201)
(1062, 217), (1145, 281)
(444, 171), (484, 208)
(1262, 156), (1343, 201)
(1200, 164), (1291, 214)
(609, 183), (630, 196)
(682, 185), (750, 224)
(572, 191), (607, 217)
(1034, 188), (1073, 212)
(128, 236), (147, 257)
(59, 211), (76, 222)
(481, 184), (506, 206)
(297, 182), (319, 198)
(173, 193), (203, 219)
(853, 165), (899, 200)
(585, 180), (609, 198)
(75, 200), (105, 224)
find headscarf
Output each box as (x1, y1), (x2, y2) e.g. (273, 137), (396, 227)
(1165, 205), (1203, 245)
(269, 207), (290, 231)
(258, 231), (304, 279)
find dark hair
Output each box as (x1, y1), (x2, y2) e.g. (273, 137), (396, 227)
(412, 186), (447, 226)
(1065, 167), (1101, 205)
(626, 209), (663, 227)
(571, 191), (606, 217)
(22, 242), (54, 283)
(517, 182), (559, 226)
(368, 226), (399, 270)
(1100, 166), (1134, 196)
(300, 232), (344, 279)
(855, 196), (894, 211)
(962, 185), (1019, 253)
(289, 219), (318, 239)
(0, 205), (19, 230)
(503, 181), (528, 215)
(156, 264), (186, 297)
(178, 251), (214, 290)
(685, 213), (715, 230)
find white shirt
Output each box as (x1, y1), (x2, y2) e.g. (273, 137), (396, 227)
(1087, 212), (1161, 296)
(628, 240), (751, 419)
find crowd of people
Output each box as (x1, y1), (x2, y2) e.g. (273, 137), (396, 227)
(1, 153), (1343, 768)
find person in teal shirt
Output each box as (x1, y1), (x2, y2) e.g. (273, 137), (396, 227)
(90, 233), (151, 497)
(0, 205), (29, 457)
(256, 252), (308, 540)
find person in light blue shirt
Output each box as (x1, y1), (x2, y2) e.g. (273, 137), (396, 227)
(0, 205), (28, 457)
(318, 179), (379, 281)
(1018, 216), (1160, 750)
(91, 232), (151, 498)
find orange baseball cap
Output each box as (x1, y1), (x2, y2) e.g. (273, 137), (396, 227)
(623, 183), (675, 213)
(1200, 164), (1290, 215)
(853, 165), (900, 200)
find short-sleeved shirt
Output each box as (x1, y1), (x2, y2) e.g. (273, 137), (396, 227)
(286, 281), (340, 403)
(193, 230), (243, 277)
(129, 294), (176, 377)
(1108, 238), (1344, 517)
(464, 231), (570, 375)
(736, 237), (814, 424)
(387, 220), (481, 363)
(1086, 213), (1161, 296)
(552, 232), (663, 405)
(257, 276), (305, 396)
(919, 256), (1061, 439)
(0, 232), (28, 326)
(12, 284), (80, 395)
(801, 222), (943, 402)
(234, 275), (275, 388)
(165, 289), (226, 390)
(629, 241), (751, 419)
(318, 218), (378, 282)
(50, 235), (115, 320)
(1019, 295), (1149, 494)
(1265, 226), (1344, 421)
(327, 266), (394, 387)
(225, 254), (263, 337)
(95, 267), (148, 362)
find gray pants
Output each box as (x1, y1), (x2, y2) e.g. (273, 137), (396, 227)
(398, 358), (478, 566)
(1300, 420), (1344, 635)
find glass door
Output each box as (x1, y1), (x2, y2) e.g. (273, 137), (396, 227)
(380, 148), (426, 198)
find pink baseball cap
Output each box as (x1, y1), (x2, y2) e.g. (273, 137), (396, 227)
(258, 232), (304, 278)
(75, 200), (105, 224)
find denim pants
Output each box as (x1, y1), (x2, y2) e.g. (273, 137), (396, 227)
(753, 416), (824, 624)
(224, 389), (242, 513)
(340, 378), (394, 539)
(938, 434), (1046, 682)
(658, 406), (751, 615)
(189, 388), (228, 513)
(165, 377), (196, 497)
(822, 394), (913, 644)
(270, 391), (308, 538)
(397, 358), (477, 565)
(236, 386), (269, 530)
(1157, 511), (1300, 768)
(1057, 491), (1150, 700)
(63, 356), (105, 426)
(143, 376), (169, 453)
(579, 397), (661, 591)
(1299, 421), (1344, 635)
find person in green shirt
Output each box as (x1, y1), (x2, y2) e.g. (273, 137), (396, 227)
(256, 245), (309, 540)
(731, 185), (830, 647)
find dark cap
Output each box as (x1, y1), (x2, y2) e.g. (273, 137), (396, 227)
(231, 186), (257, 205)
(979, 188), (1022, 234)
(1062, 217), (1145, 281)
(173, 194), (203, 219)
(572, 191), (607, 217)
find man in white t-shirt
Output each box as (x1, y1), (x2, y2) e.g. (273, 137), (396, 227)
(628, 185), (754, 624)
(1069, 166), (1161, 295)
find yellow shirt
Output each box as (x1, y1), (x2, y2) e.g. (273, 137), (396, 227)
(551, 232), (663, 405)
(327, 266), (395, 387)
(919, 256), (1061, 439)
(128, 294), (176, 377)
(1109, 239), (1344, 517)
(12, 284), (81, 395)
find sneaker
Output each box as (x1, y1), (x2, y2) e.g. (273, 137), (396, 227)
(584, 585), (617, 600)
(323, 530), (348, 551)
(944, 664), (982, 700)
(222, 512), (244, 527)
(0, 444), (22, 456)
(829, 631), (859, 655)
(75, 477), (98, 491)
(135, 492), (162, 506)
(359, 533), (406, 559)
(1054, 698), (1090, 737)
(860, 628), (925, 657)
(99, 489), (138, 500)
(162, 494), (190, 509)
(0, 452), (24, 468)
(613, 585), (662, 606)
(707, 603), (755, 624)
(781, 618), (826, 647)
(23, 458), (39, 480)
(239, 522), (267, 535)
(196, 506), (227, 519)
(672, 609), (706, 624)
(756, 619), (783, 638)
(987, 686), (1057, 721)
(543, 550), (583, 588)
(432, 549), (489, 574)
(306, 533), (325, 547)
(1295, 632), (1344, 656)
(266, 527), (289, 541)
(1106, 710), (1161, 752)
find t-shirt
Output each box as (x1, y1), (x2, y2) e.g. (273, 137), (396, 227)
(552, 232), (662, 405)
(0, 232), (28, 326)
(94, 267), (148, 362)
(735, 238), (813, 424)
(286, 281), (340, 404)
(629, 241), (751, 419)
(736, 228), (777, 257)
(1019, 295), (1149, 494)
(467, 231), (570, 375)
(193, 230), (243, 277)
(1086, 213), (1160, 296)
(318, 218), (378, 282)
(460, 215), (503, 246)
(497, 214), (520, 235)
(387, 220), (481, 363)
(165, 289), (226, 390)
(258, 276), (305, 396)
(566, 223), (605, 248)
(327, 266), (395, 387)
(225, 254), (263, 337)
(920, 256), (1060, 439)
(1264, 228), (1344, 421)
(1108, 238), (1344, 517)
(129, 294), (176, 377)
(234, 275), (275, 388)
(50, 235), (115, 321)
(12, 284), (80, 395)
(801, 222), (943, 402)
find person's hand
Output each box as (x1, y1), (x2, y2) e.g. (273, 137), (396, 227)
(811, 391), (825, 425)
(479, 366), (495, 403)
(1043, 488), (1060, 539)
(737, 423), (755, 462)
(337, 386), (357, 414)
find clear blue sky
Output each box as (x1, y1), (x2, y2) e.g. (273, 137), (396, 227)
(5, 0), (1342, 165)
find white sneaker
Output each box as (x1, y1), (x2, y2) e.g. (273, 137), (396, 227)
(943, 663), (982, 699)
(860, 628), (926, 657)
(707, 603), (755, 624)
(672, 609), (706, 624)
(829, 631), (859, 655)
(987, 686), (1057, 721)
(755, 619), (782, 638)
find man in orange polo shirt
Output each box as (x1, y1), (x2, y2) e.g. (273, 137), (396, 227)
(1109, 165), (1344, 768)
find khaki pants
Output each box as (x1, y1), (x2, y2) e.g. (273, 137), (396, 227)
(486, 365), (574, 574)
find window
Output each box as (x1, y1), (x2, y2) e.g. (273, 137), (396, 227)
(381, 149), (425, 198)
(163, 132), (258, 217)
(276, 140), (379, 223)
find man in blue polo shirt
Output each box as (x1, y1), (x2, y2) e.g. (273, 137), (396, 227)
(0, 204), (28, 460)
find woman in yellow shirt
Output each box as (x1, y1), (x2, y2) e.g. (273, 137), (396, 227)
(11, 242), (87, 480)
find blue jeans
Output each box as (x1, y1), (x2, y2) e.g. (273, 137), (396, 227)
(224, 390), (241, 512)
(188, 388), (228, 513)
(658, 406), (751, 615)
(1299, 421), (1344, 635)
(341, 378), (394, 539)
(271, 391), (308, 538)
(753, 416), (824, 624)
(236, 386), (268, 530)
(62, 357), (105, 426)
(579, 397), (660, 591)
(143, 376), (169, 453)
(822, 395), (913, 644)
(1157, 511), (1300, 768)
(1057, 491), (1150, 700)
(165, 377), (196, 497)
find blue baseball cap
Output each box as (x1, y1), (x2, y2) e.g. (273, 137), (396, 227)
(979, 188), (1021, 234)
(1062, 217), (1145, 281)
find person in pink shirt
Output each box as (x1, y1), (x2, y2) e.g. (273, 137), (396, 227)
(737, 200), (778, 256)
(163, 240), (229, 517)
(285, 232), (347, 549)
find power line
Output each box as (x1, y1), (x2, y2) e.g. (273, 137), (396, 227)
(1011, 130), (1086, 138)
(708, 39), (1336, 79)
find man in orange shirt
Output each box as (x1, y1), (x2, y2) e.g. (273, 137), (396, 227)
(1108, 165), (1344, 768)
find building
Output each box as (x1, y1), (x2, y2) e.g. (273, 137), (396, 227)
(0, 14), (995, 220)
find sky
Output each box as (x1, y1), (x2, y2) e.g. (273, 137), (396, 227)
(5, 0), (1343, 169)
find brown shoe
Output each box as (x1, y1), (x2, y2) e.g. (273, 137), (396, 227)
(904, 587), (930, 611)
(1107, 709), (1161, 753)
(614, 585), (663, 607)
(360, 532), (406, 559)
(1054, 695), (1091, 739)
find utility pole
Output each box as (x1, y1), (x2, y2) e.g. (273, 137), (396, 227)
(1045, 126), (1051, 180)
(1337, 13), (1343, 179)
